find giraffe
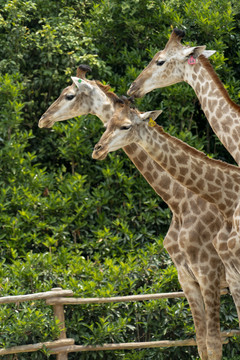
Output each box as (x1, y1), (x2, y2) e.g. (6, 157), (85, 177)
(39, 67), (227, 360)
(127, 28), (240, 166)
(92, 100), (240, 359)
(127, 28), (240, 318)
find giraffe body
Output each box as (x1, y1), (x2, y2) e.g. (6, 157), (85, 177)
(40, 69), (226, 359)
(127, 29), (240, 329)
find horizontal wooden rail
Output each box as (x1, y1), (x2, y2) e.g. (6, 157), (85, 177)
(0, 288), (73, 304)
(1, 330), (239, 356)
(0, 339), (75, 356)
(0, 288), (228, 306)
(50, 339), (199, 353)
(46, 291), (185, 305)
(50, 330), (240, 354)
(46, 288), (229, 306)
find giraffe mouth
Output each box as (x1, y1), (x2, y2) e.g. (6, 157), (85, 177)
(128, 78), (150, 98)
(127, 83), (144, 98)
(92, 151), (108, 160)
(92, 145), (108, 160)
(38, 117), (55, 128)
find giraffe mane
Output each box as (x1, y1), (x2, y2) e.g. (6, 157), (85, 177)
(95, 81), (124, 104)
(154, 124), (239, 171)
(199, 54), (240, 114)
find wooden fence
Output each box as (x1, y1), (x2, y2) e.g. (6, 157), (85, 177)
(0, 287), (240, 359)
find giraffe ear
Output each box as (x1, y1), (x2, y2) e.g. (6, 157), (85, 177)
(181, 45), (206, 60)
(139, 110), (163, 122)
(71, 76), (93, 92)
(202, 50), (216, 58)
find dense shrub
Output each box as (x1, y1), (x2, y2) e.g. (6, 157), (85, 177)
(0, 0), (240, 359)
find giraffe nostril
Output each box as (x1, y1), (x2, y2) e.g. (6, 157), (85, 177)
(94, 144), (102, 152)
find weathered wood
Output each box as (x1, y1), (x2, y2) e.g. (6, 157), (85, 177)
(56, 352), (68, 360)
(46, 291), (186, 305)
(49, 339), (197, 353)
(0, 288), (228, 306)
(50, 330), (240, 354)
(220, 288), (229, 295)
(51, 289), (68, 360)
(49, 338), (226, 354)
(221, 329), (240, 338)
(0, 288), (73, 304)
(53, 303), (67, 339)
(46, 288), (228, 306)
(0, 339), (75, 355)
(2, 330), (236, 356)
(49, 330), (240, 354)
(51, 289), (67, 340)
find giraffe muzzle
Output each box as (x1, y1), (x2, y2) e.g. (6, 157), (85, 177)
(127, 82), (143, 98)
(92, 143), (108, 160)
(38, 115), (55, 128)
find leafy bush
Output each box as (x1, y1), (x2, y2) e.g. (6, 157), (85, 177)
(0, 0), (240, 359)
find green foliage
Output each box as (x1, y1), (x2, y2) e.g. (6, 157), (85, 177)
(0, 0), (240, 359)
(0, 301), (60, 348)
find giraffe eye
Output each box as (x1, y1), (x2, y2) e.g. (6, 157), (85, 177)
(120, 125), (132, 130)
(65, 94), (75, 101)
(156, 60), (165, 66)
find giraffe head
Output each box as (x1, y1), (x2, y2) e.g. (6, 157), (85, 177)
(92, 100), (162, 160)
(39, 65), (95, 128)
(127, 28), (215, 97)
(38, 65), (120, 128)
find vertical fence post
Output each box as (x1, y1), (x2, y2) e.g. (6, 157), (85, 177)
(51, 288), (68, 360)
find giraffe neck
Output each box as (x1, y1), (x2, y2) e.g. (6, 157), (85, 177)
(89, 86), (193, 212)
(89, 86), (115, 124)
(184, 56), (240, 165)
(136, 123), (240, 220)
(123, 143), (190, 211)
